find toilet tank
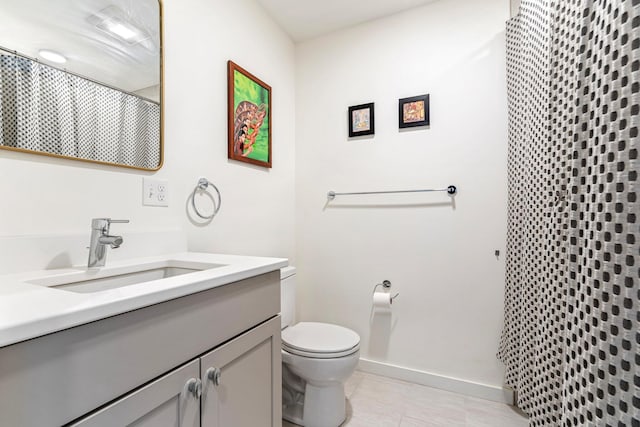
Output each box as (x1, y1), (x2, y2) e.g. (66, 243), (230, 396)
(280, 267), (296, 329)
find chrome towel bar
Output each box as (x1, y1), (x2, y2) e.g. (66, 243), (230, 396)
(327, 185), (456, 200)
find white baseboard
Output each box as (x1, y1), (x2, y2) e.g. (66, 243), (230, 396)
(358, 358), (514, 405)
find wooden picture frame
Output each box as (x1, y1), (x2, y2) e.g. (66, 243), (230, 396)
(348, 103), (375, 137)
(228, 61), (272, 168)
(399, 94), (430, 128)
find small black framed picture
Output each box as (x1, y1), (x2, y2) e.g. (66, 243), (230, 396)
(399, 94), (430, 128)
(348, 102), (375, 137)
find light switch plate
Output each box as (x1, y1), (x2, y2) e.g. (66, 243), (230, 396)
(143, 178), (169, 207)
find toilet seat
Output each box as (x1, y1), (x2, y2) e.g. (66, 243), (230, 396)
(282, 322), (360, 359)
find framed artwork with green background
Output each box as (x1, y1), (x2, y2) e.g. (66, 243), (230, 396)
(227, 61), (272, 168)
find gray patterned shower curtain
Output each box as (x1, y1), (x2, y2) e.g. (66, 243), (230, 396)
(498, 1), (639, 426)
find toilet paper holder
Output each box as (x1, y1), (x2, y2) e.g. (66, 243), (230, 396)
(373, 280), (399, 301)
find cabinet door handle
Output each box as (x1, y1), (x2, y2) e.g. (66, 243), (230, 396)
(186, 378), (202, 399)
(206, 367), (222, 386)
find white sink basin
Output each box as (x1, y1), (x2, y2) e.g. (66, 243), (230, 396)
(0, 252), (288, 348)
(26, 260), (226, 294)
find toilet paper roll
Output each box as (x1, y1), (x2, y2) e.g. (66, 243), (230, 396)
(372, 291), (393, 314)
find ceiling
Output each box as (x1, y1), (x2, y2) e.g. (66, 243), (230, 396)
(255, 0), (439, 42)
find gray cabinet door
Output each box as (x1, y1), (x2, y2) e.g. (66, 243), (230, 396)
(70, 359), (201, 427)
(200, 316), (282, 427)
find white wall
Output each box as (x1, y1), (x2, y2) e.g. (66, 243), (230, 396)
(164, 0), (295, 259)
(0, 0), (296, 269)
(295, 0), (509, 389)
(511, 0), (520, 17)
(0, 0), (511, 393)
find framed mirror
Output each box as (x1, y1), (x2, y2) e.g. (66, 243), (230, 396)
(0, 0), (163, 171)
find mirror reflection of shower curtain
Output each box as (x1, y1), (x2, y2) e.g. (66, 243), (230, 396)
(0, 54), (160, 169)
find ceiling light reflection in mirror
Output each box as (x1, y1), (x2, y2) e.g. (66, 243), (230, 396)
(38, 50), (67, 64)
(0, 0), (160, 102)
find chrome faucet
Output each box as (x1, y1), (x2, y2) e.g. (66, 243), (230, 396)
(88, 218), (129, 268)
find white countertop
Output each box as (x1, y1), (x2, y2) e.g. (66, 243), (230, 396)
(0, 252), (287, 348)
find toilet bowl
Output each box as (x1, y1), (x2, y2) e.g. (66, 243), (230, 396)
(280, 268), (360, 427)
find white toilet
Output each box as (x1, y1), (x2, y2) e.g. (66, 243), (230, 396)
(280, 267), (360, 427)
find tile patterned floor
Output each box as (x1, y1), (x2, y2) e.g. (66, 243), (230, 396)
(283, 371), (529, 427)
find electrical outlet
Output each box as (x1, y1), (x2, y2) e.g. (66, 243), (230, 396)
(143, 178), (169, 207)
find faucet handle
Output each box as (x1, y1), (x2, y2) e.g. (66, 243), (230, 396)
(108, 219), (130, 224)
(104, 219), (129, 234)
(90, 218), (129, 232)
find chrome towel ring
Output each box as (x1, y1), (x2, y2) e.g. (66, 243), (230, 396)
(190, 178), (221, 220)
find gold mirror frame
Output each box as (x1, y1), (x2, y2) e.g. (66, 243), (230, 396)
(0, 0), (164, 171)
